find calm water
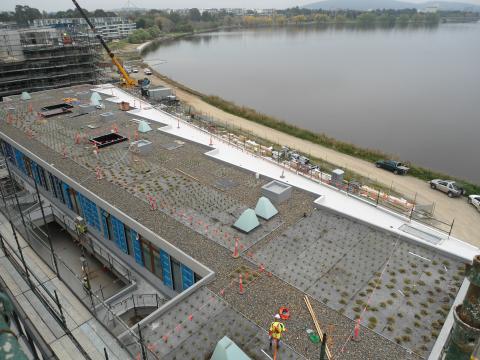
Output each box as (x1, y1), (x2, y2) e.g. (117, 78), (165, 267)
(144, 24), (480, 183)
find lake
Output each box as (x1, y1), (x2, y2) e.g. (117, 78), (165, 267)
(144, 23), (480, 183)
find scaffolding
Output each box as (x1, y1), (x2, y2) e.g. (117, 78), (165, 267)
(0, 26), (103, 99)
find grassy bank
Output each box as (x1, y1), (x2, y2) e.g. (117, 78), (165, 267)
(145, 61), (480, 196)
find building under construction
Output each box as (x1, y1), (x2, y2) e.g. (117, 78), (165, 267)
(0, 84), (478, 360)
(0, 27), (102, 100)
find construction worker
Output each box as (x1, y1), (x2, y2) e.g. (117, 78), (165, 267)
(269, 314), (286, 350)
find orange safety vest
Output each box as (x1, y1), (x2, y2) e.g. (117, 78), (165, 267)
(269, 321), (285, 340)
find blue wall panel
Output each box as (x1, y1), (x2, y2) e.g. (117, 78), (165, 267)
(131, 229), (143, 266)
(61, 183), (73, 210)
(111, 216), (128, 254)
(181, 265), (194, 290)
(78, 193), (101, 231)
(30, 161), (40, 184)
(14, 149), (26, 174)
(100, 209), (109, 240)
(160, 250), (173, 289)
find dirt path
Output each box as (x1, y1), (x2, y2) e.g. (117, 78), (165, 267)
(131, 72), (480, 247)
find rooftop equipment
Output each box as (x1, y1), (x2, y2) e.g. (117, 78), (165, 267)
(138, 120), (152, 133)
(90, 133), (128, 149)
(233, 209), (260, 233)
(255, 196), (278, 220)
(20, 91), (31, 100)
(261, 180), (292, 204)
(210, 336), (251, 360)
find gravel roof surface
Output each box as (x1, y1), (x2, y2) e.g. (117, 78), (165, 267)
(0, 85), (435, 359)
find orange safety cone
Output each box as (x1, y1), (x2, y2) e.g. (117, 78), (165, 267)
(352, 318), (361, 342)
(232, 238), (239, 258)
(95, 166), (103, 180)
(239, 274), (245, 294)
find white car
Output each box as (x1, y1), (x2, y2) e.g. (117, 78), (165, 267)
(468, 195), (480, 211)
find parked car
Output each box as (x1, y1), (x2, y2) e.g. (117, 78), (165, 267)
(468, 195), (480, 211)
(144, 68), (152, 75)
(375, 159), (410, 175)
(132, 67), (139, 73)
(429, 179), (465, 198)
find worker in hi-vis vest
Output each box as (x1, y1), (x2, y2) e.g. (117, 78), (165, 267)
(269, 314), (286, 349)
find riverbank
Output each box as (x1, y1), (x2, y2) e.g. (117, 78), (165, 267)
(128, 68), (480, 246)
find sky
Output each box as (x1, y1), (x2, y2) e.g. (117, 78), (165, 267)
(2, 0), (480, 12)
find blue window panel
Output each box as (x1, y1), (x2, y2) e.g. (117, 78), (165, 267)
(3, 142), (15, 165)
(14, 149), (26, 174)
(61, 183), (73, 210)
(181, 264), (194, 290)
(111, 216), (128, 254)
(131, 229), (143, 266)
(100, 209), (109, 240)
(77, 193), (101, 232)
(160, 250), (173, 289)
(31, 161), (40, 184)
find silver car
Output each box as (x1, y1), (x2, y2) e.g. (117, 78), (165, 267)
(429, 179), (465, 198)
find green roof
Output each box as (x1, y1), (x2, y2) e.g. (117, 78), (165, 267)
(233, 209), (260, 233)
(255, 196), (278, 220)
(210, 336), (251, 360)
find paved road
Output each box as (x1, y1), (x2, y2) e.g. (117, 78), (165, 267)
(132, 72), (480, 247)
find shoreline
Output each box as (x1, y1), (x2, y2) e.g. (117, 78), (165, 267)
(138, 47), (479, 194)
(127, 65), (480, 244)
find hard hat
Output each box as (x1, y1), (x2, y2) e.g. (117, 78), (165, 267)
(274, 314), (281, 319)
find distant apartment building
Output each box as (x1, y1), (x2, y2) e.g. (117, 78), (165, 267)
(31, 17), (136, 40)
(0, 27), (102, 99)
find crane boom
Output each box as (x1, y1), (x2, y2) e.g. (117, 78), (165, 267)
(71, 0), (136, 86)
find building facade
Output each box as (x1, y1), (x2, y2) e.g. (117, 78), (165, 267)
(0, 137), (205, 294)
(0, 28), (102, 99)
(31, 17), (136, 40)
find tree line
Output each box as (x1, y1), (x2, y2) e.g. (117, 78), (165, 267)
(1, 5), (478, 42)
(0, 5), (116, 25)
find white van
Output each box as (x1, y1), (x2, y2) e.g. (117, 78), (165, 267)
(144, 68), (152, 75)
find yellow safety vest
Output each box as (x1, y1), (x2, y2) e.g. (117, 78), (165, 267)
(269, 321), (285, 340)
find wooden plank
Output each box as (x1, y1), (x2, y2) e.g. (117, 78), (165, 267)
(49, 277), (92, 323)
(0, 258), (30, 294)
(304, 295), (333, 360)
(71, 327), (105, 360)
(50, 336), (77, 360)
(23, 247), (56, 280)
(16, 293), (57, 344)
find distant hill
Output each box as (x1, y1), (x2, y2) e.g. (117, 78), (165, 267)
(303, 0), (480, 12)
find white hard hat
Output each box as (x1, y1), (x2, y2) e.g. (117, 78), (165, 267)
(274, 314), (281, 319)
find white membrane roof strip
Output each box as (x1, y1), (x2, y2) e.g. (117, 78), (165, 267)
(93, 84), (478, 262)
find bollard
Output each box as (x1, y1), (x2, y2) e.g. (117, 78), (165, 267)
(352, 318), (361, 342)
(239, 274), (245, 294)
(232, 238), (239, 258)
